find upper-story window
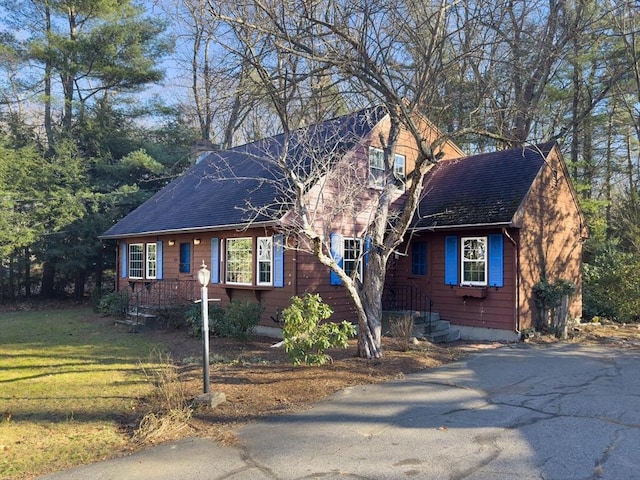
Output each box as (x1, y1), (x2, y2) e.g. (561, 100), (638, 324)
(369, 147), (385, 188)
(369, 147), (405, 189)
(461, 237), (487, 285)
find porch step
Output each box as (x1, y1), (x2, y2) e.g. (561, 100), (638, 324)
(413, 318), (460, 344)
(118, 307), (159, 332)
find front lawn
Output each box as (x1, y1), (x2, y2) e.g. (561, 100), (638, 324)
(0, 307), (161, 479)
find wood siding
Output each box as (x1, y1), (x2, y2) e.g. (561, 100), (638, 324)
(514, 146), (585, 329)
(387, 230), (518, 331)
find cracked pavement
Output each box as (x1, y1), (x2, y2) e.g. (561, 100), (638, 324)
(40, 343), (640, 480)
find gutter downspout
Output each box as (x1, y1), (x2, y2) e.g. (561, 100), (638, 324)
(503, 228), (521, 337)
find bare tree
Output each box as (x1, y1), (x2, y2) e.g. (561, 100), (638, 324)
(204, 0), (473, 358)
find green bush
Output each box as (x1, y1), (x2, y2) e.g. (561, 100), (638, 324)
(97, 291), (129, 317)
(185, 302), (225, 338)
(218, 300), (263, 342)
(583, 243), (640, 322)
(282, 293), (356, 366)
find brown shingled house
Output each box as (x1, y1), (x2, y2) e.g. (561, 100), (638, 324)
(101, 107), (586, 341)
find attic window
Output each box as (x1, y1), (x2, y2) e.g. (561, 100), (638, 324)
(553, 169), (559, 187)
(369, 147), (385, 188)
(369, 147), (405, 190)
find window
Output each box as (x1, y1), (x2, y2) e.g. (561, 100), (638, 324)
(461, 237), (487, 285)
(394, 153), (406, 190)
(129, 244), (143, 279)
(411, 241), (427, 275)
(369, 147), (385, 187)
(226, 237), (253, 285)
(343, 238), (363, 279)
(179, 243), (191, 273)
(257, 236), (273, 285)
(146, 243), (157, 279)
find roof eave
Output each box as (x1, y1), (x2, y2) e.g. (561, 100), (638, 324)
(99, 220), (280, 240)
(411, 221), (515, 232)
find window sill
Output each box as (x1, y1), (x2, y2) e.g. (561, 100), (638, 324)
(222, 284), (274, 291)
(454, 286), (487, 299)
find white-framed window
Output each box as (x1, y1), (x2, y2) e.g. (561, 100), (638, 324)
(257, 236), (273, 285)
(394, 153), (406, 190)
(369, 147), (385, 188)
(146, 243), (157, 279)
(226, 237), (253, 285)
(343, 237), (363, 279)
(461, 237), (487, 285)
(128, 244), (144, 279)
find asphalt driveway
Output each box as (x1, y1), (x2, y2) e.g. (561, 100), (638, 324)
(40, 343), (640, 480)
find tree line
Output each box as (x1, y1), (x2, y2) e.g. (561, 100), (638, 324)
(0, 0), (638, 323)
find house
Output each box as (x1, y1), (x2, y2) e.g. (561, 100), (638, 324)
(101, 107), (586, 341)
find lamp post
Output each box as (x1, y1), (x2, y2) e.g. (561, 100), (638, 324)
(197, 260), (211, 394)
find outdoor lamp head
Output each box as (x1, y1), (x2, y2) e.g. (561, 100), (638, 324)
(197, 260), (210, 286)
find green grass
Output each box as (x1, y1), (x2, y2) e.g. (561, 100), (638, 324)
(0, 307), (163, 479)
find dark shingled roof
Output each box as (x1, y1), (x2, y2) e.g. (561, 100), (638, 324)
(101, 106), (387, 238)
(413, 143), (555, 230)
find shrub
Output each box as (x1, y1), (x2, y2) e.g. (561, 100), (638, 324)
(218, 300), (263, 342)
(97, 291), (129, 318)
(583, 243), (640, 322)
(185, 302), (225, 338)
(282, 293), (356, 366)
(533, 278), (576, 336)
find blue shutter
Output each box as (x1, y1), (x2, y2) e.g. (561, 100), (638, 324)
(156, 241), (163, 279)
(488, 234), (504, 287)
(210, 238), (220, 283)
(179, 243), (191, 273)
(273, 234), (284, 287)
(364, 236), (371, 267)
(444, 236), (458, 285)
(330, 233), (343, 286)
(120, 241), (127, 278)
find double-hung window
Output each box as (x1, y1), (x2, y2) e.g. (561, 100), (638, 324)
(411, 241), (427, 275)
(461, 237), (487, 285)
(128, 244), (144, 279)
(226, 237), (253, 285)
(343, 238), (363, 280)
(369, 147), (385, 188)
(146, 243), (157, 279)
(257, 236), (273, 285)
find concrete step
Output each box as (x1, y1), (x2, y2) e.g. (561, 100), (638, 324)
(123, 308), (158, 331)
(413, 319), (451, 337)
(428, 328), (461, 344)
